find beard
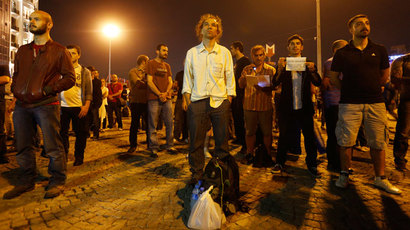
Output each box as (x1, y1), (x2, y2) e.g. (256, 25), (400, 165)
(160, 54), (168, 60)
(30, 24), (47, 35)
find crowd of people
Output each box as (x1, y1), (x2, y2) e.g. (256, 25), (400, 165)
(0, 10), (408, 201)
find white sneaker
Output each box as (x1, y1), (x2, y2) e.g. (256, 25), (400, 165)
(374, 178), (401, 195)
(335, 173), (349, 188)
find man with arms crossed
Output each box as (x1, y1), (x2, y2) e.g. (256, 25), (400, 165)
(182, 14), (235, 184)
(330, 14), (400, 194)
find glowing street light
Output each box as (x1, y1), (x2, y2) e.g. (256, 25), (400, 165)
(103, 24), (120, 82)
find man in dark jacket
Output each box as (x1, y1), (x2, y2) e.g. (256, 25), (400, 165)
(271, 34), (322, 177)
(3, 10), (75, 200)
(87, 66), (103, 140)
(391, 53), (410, 171)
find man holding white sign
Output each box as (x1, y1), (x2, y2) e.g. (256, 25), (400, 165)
(238, 45), (276, 165)
(272, 34), (322, 177)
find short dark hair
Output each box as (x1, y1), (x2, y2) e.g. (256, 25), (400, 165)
(331, 39), (348, 53)
(251, 45), (265, 55)
(87, 66), (96, 72)
(66, 44), (81, 55)
(156, 44), (167, 51)
(347, 14), (369, 28)
(136, 55), (149, 65)
(231, 41), (244, 53)
(287, 34), (304, 46)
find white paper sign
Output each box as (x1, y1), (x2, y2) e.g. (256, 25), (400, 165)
(286, 57), (306, 71)
(246, 75), (271, 87)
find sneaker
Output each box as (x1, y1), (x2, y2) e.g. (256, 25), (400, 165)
(271, 164), (283, 174)
(128, 147), (136, 153)
(3, 184), (35, 199)
(335, 173), (349, 188)
(308, 167), (321, 178)
(374, 178), (401, 195)
(354, 145), (370, 152)
(119, 128), (123, 131)
(150, 149), (159, 158)
(44, 185), (64, 199)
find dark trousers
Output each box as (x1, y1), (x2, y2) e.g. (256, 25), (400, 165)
(174, 98), (188, 141)
(231, 96), (246, 148)
(188, 98), (230, 175)
(60, 107), (89, 163)
(107, 100), (122, 128)
(129, 102), (148, 148)
(88, 106), (100, 138)
(394, 101), (410, 165)
(324, 105), (340, 168)
(14, 104), (66, 185)
(276, 110), (318, 167)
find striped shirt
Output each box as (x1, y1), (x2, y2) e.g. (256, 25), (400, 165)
(240, 63), (276, 111)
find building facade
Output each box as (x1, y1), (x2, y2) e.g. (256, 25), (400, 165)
(0, 0), (38, 70)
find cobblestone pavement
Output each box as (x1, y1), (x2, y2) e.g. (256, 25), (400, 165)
(0, 115), (409, 230)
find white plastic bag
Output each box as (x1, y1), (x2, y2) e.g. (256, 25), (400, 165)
(188, 185), (226, 230)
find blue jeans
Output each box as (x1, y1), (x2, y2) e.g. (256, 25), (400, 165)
(13, 104), (66, 186)
(147, 99), (173, 150)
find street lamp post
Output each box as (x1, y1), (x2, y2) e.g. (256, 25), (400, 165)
(103, 24), (120, 83)
(316, 0), (322, 74)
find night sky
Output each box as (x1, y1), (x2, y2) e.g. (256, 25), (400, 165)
(40, 0), (410, 80)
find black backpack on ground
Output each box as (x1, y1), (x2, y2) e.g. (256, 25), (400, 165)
(202, 154), (240, 215)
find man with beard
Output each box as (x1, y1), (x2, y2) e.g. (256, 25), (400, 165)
(329, 14), (401, 194)
(182, 14), (235, 184)
(3, 11), (75, 199)
(146, 44), (175, 157)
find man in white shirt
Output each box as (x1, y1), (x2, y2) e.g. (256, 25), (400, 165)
(60, 45), (92, 166)
(182, 13), (236, 184)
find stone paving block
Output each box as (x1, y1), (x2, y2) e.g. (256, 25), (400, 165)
(10, 218), (28, 229)
(30, 222), (49, 230)
(46, 219), (72, 229)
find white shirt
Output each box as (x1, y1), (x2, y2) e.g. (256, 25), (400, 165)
(291, 71), (302, 110)
(61, 65), (82, 107)
(182, 42), (235, 108)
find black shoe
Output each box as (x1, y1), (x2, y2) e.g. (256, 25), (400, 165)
(395, 162), (407, 171)
(0, 156), (9, 164)
(73, 161), (83, 166)
(128, 147), (136, 153)
(308, 167), (321, 178)
(44, 185), (63, 199)
(271, 164), (283, 174)
(240, 154), (254, 165)
(150, 149), (158, 158)
(167, 147), (178, 155)
(3, 184), (35, 199)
